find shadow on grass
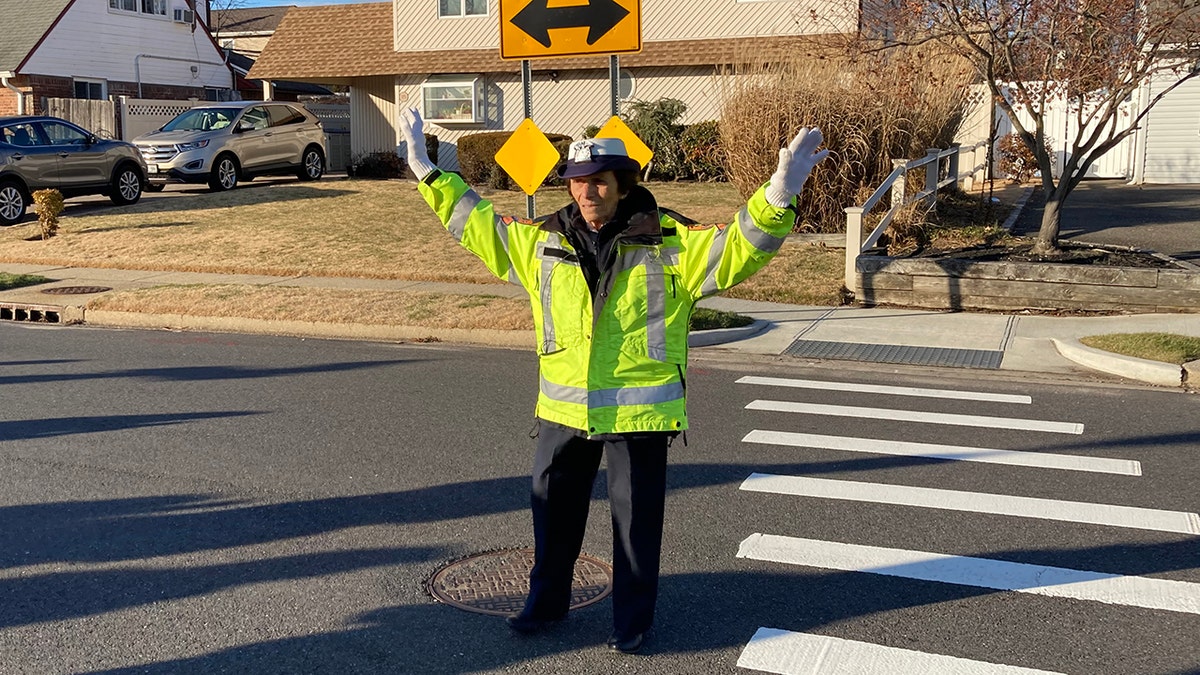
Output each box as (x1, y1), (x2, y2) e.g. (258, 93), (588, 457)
(61, 182), (359, 229)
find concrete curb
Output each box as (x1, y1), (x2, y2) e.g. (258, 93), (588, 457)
(83, 310), (535, 347)
(1051, 338), (1184, 387)
(1001, 186), (1035, 231)
(83, 310), (769, 350)
(688, 319), (770, 347)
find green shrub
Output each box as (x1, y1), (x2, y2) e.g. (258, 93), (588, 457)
(349, 151), (404, 179)
(458, 131), (572, 190)
(680, 120), (726, 181)
(998, 133), (1050, 183)
(624, 98), (688, 181)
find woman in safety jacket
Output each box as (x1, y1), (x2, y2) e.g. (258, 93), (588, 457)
(399, 107), (827, 654)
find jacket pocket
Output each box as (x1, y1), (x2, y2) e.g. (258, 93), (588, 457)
(536, 255), (586, 355)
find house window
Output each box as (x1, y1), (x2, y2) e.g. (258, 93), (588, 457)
(73, 79), (107, 100)
(438, 0), (487, 18)
(141, 0), (167, 16)
(422, 76), (483, 123)
(618, 69), (635, 100)
(109, 0), (168, 15)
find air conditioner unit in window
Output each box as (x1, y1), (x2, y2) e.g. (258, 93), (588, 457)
(173, 7), (194, 23)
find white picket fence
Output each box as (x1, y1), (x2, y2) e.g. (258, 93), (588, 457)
(956, 83), (1136, 181)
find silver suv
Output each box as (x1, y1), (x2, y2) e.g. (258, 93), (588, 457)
(0, 115), (147, 226)
(134, 101), (326, 192)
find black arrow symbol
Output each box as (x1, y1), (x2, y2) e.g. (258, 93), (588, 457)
(511, 0), (630, 49)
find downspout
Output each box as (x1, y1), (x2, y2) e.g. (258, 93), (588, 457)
(1, 72), (25, 114)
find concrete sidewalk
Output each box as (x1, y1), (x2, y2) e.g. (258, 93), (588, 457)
(1, 262), (1198, 388)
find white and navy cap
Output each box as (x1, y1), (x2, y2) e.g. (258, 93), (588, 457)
(557, 138), (640, 178)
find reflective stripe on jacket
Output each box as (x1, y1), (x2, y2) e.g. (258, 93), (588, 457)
(417, 170), (796, 436)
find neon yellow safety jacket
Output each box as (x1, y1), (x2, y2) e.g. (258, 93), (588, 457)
(417, 170), (796, 437)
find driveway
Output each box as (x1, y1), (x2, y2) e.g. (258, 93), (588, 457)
(1011, 179), (1200, 261)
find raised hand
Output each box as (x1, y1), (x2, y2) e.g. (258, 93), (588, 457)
(765, 127), (830, 208)
(399, 107), (436, 180)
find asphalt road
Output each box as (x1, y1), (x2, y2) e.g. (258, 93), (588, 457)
(1011, 179), (1200, 261)
(1, 323), (1198, 674)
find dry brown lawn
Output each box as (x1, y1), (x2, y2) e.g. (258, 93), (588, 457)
(88, 284), (536, 329)
(0, 177), (848, 326)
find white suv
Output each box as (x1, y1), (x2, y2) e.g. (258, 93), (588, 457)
(134, 101), (326, 191)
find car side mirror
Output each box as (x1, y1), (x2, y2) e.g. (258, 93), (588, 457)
(235, 121), (253, 133)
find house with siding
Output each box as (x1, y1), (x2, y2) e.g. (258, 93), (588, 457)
(210, 5), (334, 102)
(0, 0), (235, 117)
(211, 4), (291, 58)
(1131, 66), (1200, 184)
(247, 0), (861, 171)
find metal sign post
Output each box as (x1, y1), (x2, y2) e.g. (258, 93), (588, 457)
(522, 59), (534, 218)
(609, 55), (620, 117)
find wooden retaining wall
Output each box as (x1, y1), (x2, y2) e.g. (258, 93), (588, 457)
(857, 256), (1200, 312)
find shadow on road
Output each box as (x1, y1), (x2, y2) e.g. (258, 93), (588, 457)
(0, 359), (417, 387)
(71, 534), (1200, 673)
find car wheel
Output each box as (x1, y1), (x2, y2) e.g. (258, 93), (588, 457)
(297, 147), (325, 181)
(0, 181), (27, 226)
(208, 155), (239, 191)
(110, 165), (144, 205)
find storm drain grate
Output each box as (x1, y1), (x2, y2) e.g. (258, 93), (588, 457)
(0, 302), (62, 324)
(426, 548), (612, 616)
(41, 286), (112, 295)
(784, 339), (1003, 369)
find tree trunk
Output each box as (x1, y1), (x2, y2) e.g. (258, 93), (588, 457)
(1031, 184), (1065, 256)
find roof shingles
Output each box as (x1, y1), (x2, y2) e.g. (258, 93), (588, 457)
(0, 0), (73, 73)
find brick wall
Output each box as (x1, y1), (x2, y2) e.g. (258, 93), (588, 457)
(0, 82), (31, 115)
(1, 76), (211, 117)
(0, 90), (17, 115)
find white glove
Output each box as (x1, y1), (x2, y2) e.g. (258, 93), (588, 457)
(399, 107), (437, 181)
(765, 127), (830, 208)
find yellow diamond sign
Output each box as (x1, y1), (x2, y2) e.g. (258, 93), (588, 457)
(595, 115), (652, 171)
(496, 117), (562, 196)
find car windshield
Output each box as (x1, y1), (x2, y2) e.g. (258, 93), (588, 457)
(161, 108), (240, 132)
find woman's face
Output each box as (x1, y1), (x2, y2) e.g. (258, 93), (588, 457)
(569, 171), (624, 227)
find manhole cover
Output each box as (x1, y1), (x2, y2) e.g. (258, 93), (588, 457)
(41, 286), (112, 295)
(426, 548), (612, 616)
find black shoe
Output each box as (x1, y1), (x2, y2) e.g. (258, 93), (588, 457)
(606, 631), (645, 654)
(506, 611), (565, 635)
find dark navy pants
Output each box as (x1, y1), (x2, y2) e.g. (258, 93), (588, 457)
(523, 421), (671, 639)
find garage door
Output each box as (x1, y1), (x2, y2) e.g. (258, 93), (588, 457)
(1142, 74), (1200, 184)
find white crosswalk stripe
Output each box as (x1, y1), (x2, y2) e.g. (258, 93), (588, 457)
(737, 534), (1200, 615)
(740, 473), (1199, 533)
(730, 374), (1176, 673)
(742, 429), (1140, 475)
(737, 628), (1064, 675)
(746, 400), (1085, 434)
(736, 375), (1034, 404)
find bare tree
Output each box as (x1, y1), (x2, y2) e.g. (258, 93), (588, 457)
(207, 0), (249, 34)
(857, 0), (1200, 254)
